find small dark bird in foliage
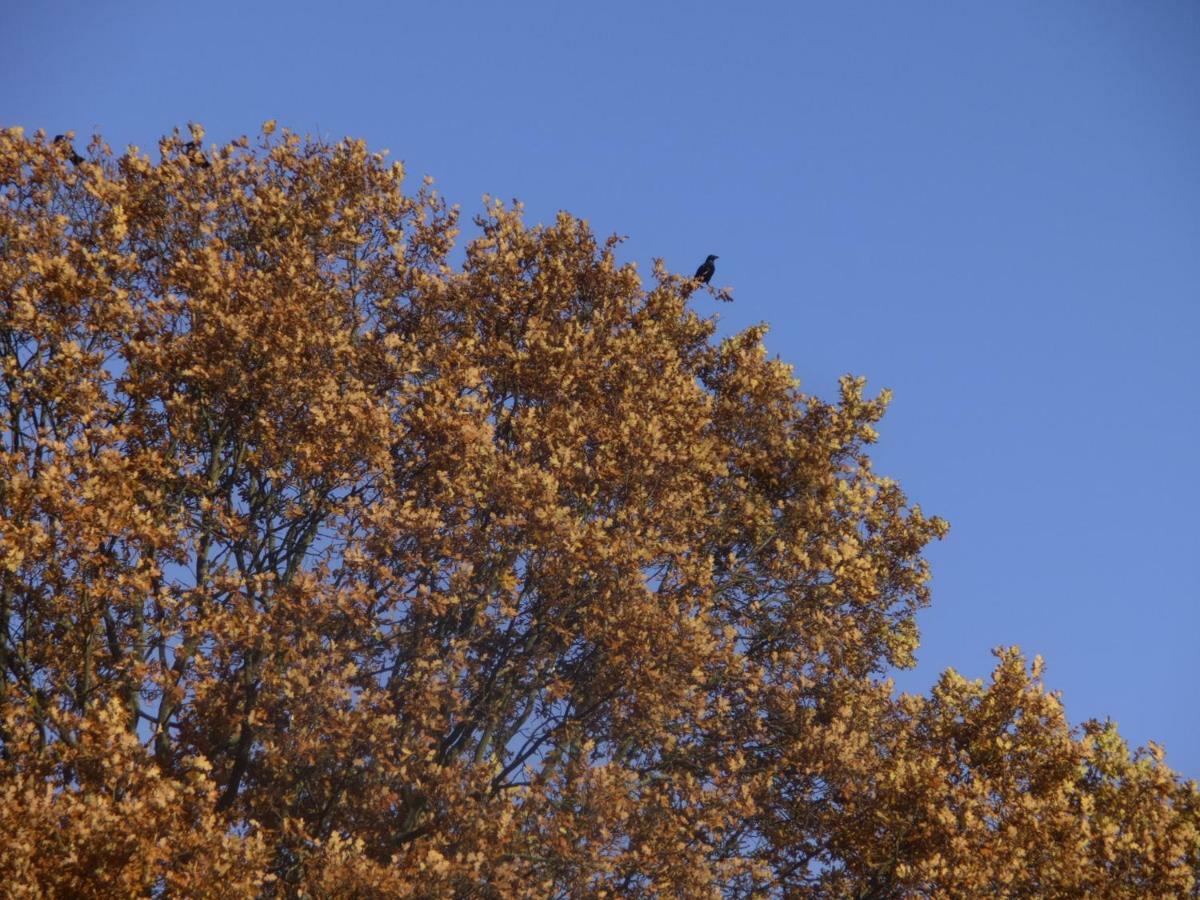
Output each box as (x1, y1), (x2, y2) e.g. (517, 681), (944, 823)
(694, 254), (717, 285)
(183, 141), (211, 168)
(53, 134), (84, 166)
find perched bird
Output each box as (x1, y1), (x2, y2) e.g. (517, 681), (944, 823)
(53, 134), (84, 166)
(183, 141), (211, 168)
(693, 254), (717, 285)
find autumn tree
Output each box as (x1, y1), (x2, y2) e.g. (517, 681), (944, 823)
(1, 123), (1197, 898)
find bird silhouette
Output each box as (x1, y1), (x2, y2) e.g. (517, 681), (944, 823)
(694, 254), (717, 285)
(53, 135), (84, 166)
(183, 141), (211, 168)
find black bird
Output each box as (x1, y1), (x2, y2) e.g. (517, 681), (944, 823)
(693, 254), (717, 285)
(53, 134), (84, 166)
(183, 141), (211, 168)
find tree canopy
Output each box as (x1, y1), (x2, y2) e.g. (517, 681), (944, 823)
(1, 124), (1197, 897)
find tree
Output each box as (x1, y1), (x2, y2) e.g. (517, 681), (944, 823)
(1, 123), (1196, 897)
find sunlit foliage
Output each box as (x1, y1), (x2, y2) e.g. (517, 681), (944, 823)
(1, 124), (1196, 897)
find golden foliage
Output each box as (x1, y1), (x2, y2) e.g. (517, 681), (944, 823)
(0, 125), (1195, 897)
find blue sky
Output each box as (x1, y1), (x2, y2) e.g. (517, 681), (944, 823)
(4, 1), (1198, 774)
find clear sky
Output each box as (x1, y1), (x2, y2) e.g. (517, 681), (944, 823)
(4, 1), (1198, 775)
